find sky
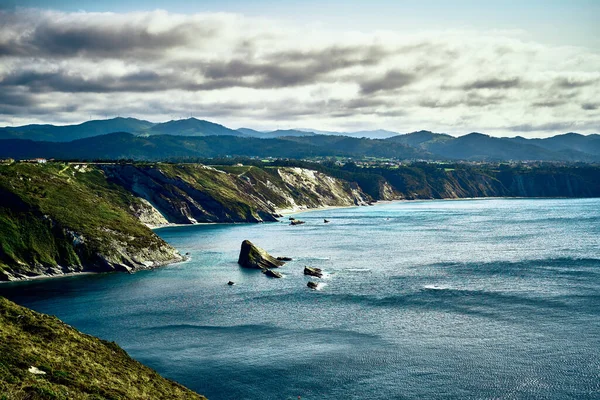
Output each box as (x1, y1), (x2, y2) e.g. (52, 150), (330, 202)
(0, 0), (598, 137)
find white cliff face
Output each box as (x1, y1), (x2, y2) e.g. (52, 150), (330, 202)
(275, 167), (370, 213)
(130, 198), (169, 227)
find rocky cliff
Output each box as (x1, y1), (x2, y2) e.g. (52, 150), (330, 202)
(1, 161), (598, 281)
(0, 162), (371, 280)
(0, 163), (183, 281)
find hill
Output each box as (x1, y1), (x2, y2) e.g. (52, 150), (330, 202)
(386, 131), (600, 161)
(0, 117), (154, 142)
(0, 296), (206, 399)
(144, 118), (243, 137)
(0, 132), (432, 161)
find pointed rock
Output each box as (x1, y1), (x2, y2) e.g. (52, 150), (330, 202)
(238, 240), (285, 269)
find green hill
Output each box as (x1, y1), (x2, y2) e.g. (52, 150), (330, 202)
(0, 296), (206, 399)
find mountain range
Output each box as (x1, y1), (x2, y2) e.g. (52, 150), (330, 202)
(0, 117), (598, 162)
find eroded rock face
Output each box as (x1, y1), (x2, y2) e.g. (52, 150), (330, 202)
(237, 240), (285, 270)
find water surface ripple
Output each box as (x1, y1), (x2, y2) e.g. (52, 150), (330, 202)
(2, 199), (599, 399)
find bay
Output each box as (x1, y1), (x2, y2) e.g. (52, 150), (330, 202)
(2, 198), (599, 399)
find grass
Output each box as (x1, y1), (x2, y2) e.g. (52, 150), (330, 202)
(0, 296), (206, 399)
(0, 163), (174, 278)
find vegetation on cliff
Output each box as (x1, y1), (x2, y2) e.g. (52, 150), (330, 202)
(0, 162), (181, 280)
(0, 296), (205, 399)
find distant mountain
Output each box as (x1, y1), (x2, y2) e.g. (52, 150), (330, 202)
(238, 128), (316, 138)
(506, 133), (600, 155)
(144, 117), (243, 137)
(0, 116), (598, 161)
(0, 132), (431, 161)
(296, 128), (400, 139)
(386, 130), (454, 148)
(386, 131), (600, 161)
(0, 117), (244, 142)
(0, 117), (154, 142)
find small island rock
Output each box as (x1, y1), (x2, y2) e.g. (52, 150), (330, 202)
(290, 220), (305, 225)
(304, 266), (323, 278)
(227, 281), (235, 286)
(277, 256), (293, 261)
(307, 281), (319, 289)
(238, 240), (285, 270)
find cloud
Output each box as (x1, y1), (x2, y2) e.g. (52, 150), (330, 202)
(0, 9), (598, 137)
(359, 70), (417, 94)
(461, 78), (521, 90)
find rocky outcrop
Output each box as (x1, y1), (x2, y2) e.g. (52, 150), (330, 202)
(237, 240), (285, 270)
(307, 281), (319, 289)
(304, 266), (323, 278)
(262, 269), (283, 278)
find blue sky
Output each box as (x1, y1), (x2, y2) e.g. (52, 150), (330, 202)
(0, 0), (598, 136)
(6, 0), (598, 48)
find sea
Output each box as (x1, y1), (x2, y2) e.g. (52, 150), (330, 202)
(1, 198), (599, 399)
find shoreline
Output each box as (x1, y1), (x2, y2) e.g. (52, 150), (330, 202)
(0, 255), (189, 285)
(2, 196), (589, 284)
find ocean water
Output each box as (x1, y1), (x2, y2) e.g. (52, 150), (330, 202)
(2, 198), (600, 399)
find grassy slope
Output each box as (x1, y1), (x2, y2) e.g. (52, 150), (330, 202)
(0, 297), (205, 400)
(0, 163), (173, 277)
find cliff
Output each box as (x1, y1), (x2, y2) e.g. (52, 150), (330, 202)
(0, 163), (371, 280)
(2, 161), (599, 281)
(0, 296), (206, 399)
(0, 163), (182, 281)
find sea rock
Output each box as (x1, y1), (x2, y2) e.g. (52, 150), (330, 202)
(227, 281), (235, 286)
(277, 256), (293, 261)
(289, 217), (296, 221)
(237, 240), (285, 269)
(304, 266), (323, 278)
(307, 281), (319, 289)
(290, 220), (305, 225)
(262, 269), (283, 278)
(324, 219), (330, 223)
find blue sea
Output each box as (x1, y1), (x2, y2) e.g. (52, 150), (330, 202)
(2, 198), (599, 399)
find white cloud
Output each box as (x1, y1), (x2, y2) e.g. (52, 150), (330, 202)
(0, 9), (598, 137)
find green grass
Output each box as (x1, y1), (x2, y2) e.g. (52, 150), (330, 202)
(0, 163), (173, 278)
(0, 297), (206, 399)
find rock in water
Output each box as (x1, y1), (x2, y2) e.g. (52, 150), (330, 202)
(262, 269), (283, 278)
(238, 240), (285, 269)
(304, 266), (323, 278)
(307, 281), (319, 289)
(227, 281), (235, 286)
(277, 256), (293, 261)
(290, 220), (305, 225)
(324, 219), (330, 223)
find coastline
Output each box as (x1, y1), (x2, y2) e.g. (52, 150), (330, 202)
(3, 196), (587, 284)
(0, 254), (189, 284)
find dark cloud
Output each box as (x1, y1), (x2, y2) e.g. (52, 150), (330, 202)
(582, 103), (599, 111)
(554, 77), (597, 88)
(200, 45), (390, 89)
(359, 70), (416, 94)
(0, 69), (186, 93)
(461, 78), (521, 90)
(0, 11), (217, 58)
